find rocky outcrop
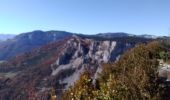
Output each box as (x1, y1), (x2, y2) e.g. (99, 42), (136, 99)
(50, 36), (134, 89)
(158, 60), (170, 81)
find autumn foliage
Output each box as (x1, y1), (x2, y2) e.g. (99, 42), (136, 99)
(62, 41), (165, 99)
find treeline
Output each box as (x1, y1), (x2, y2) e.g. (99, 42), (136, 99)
(62, 41), (166, 99)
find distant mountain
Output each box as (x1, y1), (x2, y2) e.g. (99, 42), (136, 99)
(96, 32), (160, 39)
(138, 34), (158, 39)
(0, 34), (15, 41)
(96, 32), (132, 38)
(0, 31), (155, 60)
(0, 30), (73, 60)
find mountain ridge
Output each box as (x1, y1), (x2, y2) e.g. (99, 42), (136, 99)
(0, 30), (73, 60)
(0, 30), (155, 60)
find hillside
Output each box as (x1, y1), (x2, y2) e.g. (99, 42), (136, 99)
(0, 30), (73, 60)
(0, 31), (152, 61)
(0, 34), (151, 100)
(62, 41), (168, 99)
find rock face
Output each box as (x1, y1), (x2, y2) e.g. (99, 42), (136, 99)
(158, 60), (170, 81)
(0, 35), (150, 100)
(51, 36), (119, 88)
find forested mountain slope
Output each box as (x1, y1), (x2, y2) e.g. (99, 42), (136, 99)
(0, 30), (73, 60)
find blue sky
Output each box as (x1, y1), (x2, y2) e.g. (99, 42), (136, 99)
(0, 0), (170, 36)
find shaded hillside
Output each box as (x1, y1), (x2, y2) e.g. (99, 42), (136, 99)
(0, 30), (73, 60)
(0, 38), (70, 100)
(0, 35), (151, 100)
